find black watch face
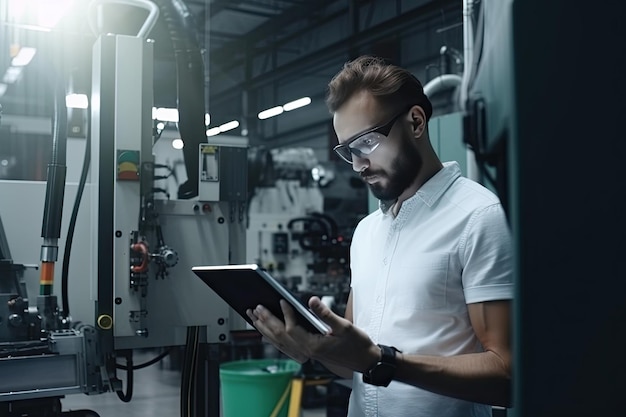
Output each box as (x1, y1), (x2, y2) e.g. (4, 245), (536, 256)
(370, 363), (395, 385)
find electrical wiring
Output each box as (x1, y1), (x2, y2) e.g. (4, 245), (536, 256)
(61, 92), (92, 319)
(115, 350), (134, 403)
(115, 348), (172, 371)
(180, 326), (200, 417)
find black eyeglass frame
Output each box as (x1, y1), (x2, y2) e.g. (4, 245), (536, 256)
(332, 105), (415, 164)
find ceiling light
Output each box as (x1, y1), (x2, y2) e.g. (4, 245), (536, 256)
(0, 84), (7, 97)
(258, 106), (283, 120)
(206, 127), (220, 137)
(283, 96), (311, 111)
(154, 107), (179, 123)
(205, 113), (211, 126)
(219, 120), (239, 132)
(205, 120), (240, 137)
(11, 47), (37, 67)
(172, 138), (184, 149)
(156, 122), (165, 130)
(66, 93), (89, 109)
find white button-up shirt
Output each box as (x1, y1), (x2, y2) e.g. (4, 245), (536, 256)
(348, 162), (513, 417)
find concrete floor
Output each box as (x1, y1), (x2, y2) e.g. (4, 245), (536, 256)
(60, 350), (329, 417)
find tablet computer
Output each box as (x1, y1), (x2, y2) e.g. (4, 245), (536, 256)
(192, 264), (331, 335)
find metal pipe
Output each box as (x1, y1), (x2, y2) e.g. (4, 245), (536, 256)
(36, 70), (68, 331)
(39, 72), (68, 299)
(153, 0), (207, 199)
(88, 0), (160, 39)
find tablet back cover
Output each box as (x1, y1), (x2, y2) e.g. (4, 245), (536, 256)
(192, 264), (323, 334)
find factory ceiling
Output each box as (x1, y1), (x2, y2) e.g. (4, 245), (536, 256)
(0, 0), (462, 149)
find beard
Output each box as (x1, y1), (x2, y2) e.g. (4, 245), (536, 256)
(365, 139), (422, 201)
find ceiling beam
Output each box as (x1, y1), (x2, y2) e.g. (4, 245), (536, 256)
(209, 0), (339, 64)
(209, 0), (458, 104)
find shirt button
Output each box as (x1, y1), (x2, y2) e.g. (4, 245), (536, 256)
(383, 257), (388, 264)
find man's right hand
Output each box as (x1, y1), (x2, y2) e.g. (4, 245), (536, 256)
(246, 301), (311, 364)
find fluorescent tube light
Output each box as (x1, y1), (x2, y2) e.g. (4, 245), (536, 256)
(206, 127), (220, 137)
(258, 106), (283, 120)
(66, 93), (89, 109)
(11, 47), (37, 67)
(206, 120), (239, 137)
(154, 107), (179, 123)
(219, 120), (239, 132)
(283, 96), (311, 111)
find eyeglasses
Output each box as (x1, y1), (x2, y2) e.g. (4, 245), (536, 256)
(333, 107), (409, 164)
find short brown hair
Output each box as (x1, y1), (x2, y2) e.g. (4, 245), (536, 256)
(325, 55), (433, 120)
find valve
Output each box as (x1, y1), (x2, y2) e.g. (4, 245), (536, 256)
(156, 246), (179, 268)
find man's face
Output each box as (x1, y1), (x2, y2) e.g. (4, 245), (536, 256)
(365, 133), (422, 201)
(333, 92), (421, 201)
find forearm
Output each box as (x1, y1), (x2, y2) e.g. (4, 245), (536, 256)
(394, 350), (512, 407)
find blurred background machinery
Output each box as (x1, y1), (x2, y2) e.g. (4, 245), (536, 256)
(246, 147), (366, 317)
(0, 2), (248, 416)
(0, 2), (369, 415)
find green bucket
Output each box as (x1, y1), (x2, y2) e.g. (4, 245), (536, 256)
(220, 359), (301, 417)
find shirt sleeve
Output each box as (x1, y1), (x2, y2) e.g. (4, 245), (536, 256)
(460, 203), (514, 303)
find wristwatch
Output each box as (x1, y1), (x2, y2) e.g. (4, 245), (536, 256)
(362, 344), (400, 387)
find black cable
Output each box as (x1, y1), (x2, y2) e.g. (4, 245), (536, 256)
(288, 217), (332, 252)
(115, 350), (133, 403)
(116, 348), (172, 371)
(179, 326), (200, 417)
(156, 224), (165, 247)
(153, 0), (206, 200)
(40, 43), (68, 247)
(189, 326), (199, 417)
(62, 410), (102, 417)
(61, 105), (91, 318)
(180, 328), (192, 417)
(310, 212), (338, 238)
(287, 217), (329, 235)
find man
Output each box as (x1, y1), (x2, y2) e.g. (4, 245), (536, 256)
(247, 55), (513, 417)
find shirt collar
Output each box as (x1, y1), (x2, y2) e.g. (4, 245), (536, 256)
(379, 198), (396, 214)
(413, 161), (461, 207)
(379, 161), (462, 214)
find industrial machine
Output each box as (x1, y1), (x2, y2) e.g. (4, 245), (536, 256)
(246, 147), (356, 316)
(0, 1), (247, 416)
(0, 0), (374, 414)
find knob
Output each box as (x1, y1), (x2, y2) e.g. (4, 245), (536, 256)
(97, 314), (113, 330)
(158, 246), (179, 267)
(8, 313), (23, 327)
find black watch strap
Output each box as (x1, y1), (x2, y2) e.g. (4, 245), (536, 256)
(379, 344), (399, 365)
(362, 344), (400, 387)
